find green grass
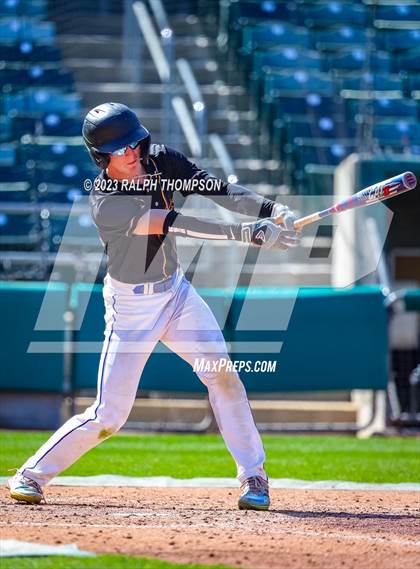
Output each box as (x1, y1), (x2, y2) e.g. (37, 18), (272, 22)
(1, 431), (419, 483)
(0, 555), (234, 569)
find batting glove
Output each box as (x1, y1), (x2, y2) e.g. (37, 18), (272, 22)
(240, 218), (301, 250)
(271, 204), (299, 231)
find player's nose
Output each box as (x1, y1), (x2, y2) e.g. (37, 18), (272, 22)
(128, 144), (141, 159)
(124, 146), (139, 162)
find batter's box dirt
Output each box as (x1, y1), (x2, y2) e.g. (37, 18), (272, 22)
(1, 487), (419, 569)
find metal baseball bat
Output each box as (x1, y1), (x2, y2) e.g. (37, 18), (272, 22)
(277, 172), (417, 230)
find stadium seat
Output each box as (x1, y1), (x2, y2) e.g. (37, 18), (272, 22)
(253, 47), (321, 74)
(1, 66), (74, 91)
(261, 92), (345, 147)
(285, 117), (357, 141)
(397, 49), (420, 73)
(269, 92), (343, 117)
(0, 165), (29, 181)
(35, 183), (85, 204)
(0, 143), (16, 166)
(227, 0), (300, 54)
(0, 0), (46, 17)
(33, 164), (94, 187)
(20, 137), (87, 164)
(372, 120), (420, 151)
(0, 211), (40, 249)
(313, 27), (370, 50)
(26, 90), (80, 114)
(335, 71), (403, 93)
(11, 114), (83, 138)
(0, 115), (12, 142)
(375, 29), (420, 53)
(47, 211), (101, 251)
(230, 0), (298, 25)
(300, 3), (368, 29)
(405, 74), (420, 97)
(0, 18), (55, 43)
(374, 4), (420, 22)
(241, 22), (310, 54)
(0, 93), (26, 113)
(0, 181), (32, 202)
(274, 116), (356, 160)
(287, 138), (356, 173)
(1, 91), (81, 114)
(0, 43), (61, 63)
(250, 47), (320, 105)
(323, 49), (390, 72)
(26, 90), (81, 114)
(345, 97), (418, 120)
(263, 69), (334, 98)
(238, 23), (310, 79)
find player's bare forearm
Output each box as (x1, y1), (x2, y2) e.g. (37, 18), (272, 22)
(132, 209), (168, 235)
(133, 208), (239, 239)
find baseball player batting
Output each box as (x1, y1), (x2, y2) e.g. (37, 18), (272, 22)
(8, 102), (301, 511)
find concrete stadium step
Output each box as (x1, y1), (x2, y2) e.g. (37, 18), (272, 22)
(58, 35), (124, 60)
(51, 14), (123, 37)
(48, 5), (217, 37)
(77, 82), (248, 111)
(58, 34), (219, 61)
(78, 103), (256, 137)
(65, 58), (222, 85)
(202, 160), (284, 186)
(52, 12), (218, 38)
(169, 13), (217, 37)
(74, 397), (358, 430)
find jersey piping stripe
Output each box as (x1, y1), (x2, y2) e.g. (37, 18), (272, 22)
(21, 293), (117, 477)
(149, 156), (169, 278)
(168, 227), (229, 240)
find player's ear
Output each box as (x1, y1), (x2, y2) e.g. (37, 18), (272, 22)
(139, 133), (151, 165)
(89, 148), (110, 170)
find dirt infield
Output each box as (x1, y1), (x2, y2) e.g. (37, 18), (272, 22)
(1, 486), (419, 568)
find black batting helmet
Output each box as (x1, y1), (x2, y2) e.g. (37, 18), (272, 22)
(82, 102), (151, 169)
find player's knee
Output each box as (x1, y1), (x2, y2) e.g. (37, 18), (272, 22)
(95, 405), (130, 436)
(202, 370), (246, 400)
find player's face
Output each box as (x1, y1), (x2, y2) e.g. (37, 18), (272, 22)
(107, 144), (143, 180)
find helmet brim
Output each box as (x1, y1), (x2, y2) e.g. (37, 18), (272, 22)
(93, 124), (150, 154)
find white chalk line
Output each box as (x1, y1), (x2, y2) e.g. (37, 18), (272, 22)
(1, 521), (419, 548)
(1, 476), (418, 492)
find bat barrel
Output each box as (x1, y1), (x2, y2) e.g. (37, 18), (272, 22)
(291, 171), (417, 230)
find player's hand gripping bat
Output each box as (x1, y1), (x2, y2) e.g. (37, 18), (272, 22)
(275, 172), (417, 230)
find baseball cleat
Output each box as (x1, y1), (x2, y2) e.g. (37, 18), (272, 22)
(238, 475), (270, 511)
(8, 472), (45, 504)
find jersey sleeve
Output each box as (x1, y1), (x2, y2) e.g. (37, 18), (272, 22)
(164, 146), (207, 192)
(163, 209), (242, 241)
(164, 146), (276, 218)
(91, 195), (148, 237)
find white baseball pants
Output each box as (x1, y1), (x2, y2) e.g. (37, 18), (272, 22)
(20, 270), (267, 485)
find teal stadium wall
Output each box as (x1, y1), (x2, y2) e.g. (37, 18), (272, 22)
(0, 283), (389, 398)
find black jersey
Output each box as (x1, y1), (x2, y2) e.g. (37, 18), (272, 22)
(89, 144), (276, 284)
